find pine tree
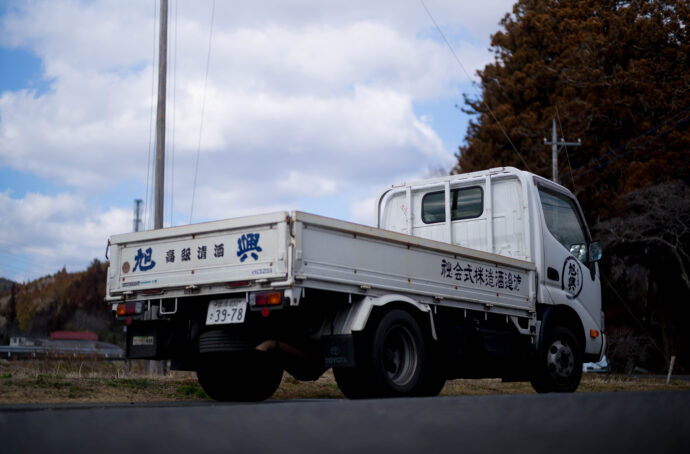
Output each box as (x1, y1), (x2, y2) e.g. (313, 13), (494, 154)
(455, 0), (689, 219)
(455, 0), (690, 372)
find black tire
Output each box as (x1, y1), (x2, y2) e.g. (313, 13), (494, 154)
(196, 351), (283, 401)
(530, 326), (583, 393)
(333, 363), (375, 399)
(335, 309), (438, 398)
(416, 342), (446, 397)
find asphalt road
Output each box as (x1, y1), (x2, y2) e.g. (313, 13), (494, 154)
(2, 392), (689, 454)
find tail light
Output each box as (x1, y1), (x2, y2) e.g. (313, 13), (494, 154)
(250, 291), (283, 307)
(116, 301), (144, 316)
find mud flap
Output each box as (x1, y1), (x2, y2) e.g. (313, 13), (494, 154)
(127, 321), (170, 359)
(322, 335), (355, 368)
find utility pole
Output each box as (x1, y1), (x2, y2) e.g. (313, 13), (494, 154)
(133, 199), (143, 232)
(150, 0), (168, 376)
(543, 118), (581, 184)
(154, 0), (168, 229)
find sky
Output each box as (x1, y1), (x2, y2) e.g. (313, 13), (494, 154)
(0, 0), (515, 283)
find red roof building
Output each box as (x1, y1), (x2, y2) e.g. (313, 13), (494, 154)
(50, 331), (98, 341)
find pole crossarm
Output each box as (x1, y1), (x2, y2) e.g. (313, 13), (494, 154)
(544, 118), (581, 183)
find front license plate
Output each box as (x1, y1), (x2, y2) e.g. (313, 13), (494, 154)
(206, 299), (247, 325)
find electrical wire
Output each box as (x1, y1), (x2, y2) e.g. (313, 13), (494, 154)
(560, 106), (690, 182)
(419, 0), (532, 172)
(168, 0), (179, 227)
(189, 0), (216, 224)
(0, 250), (60, 279)
(0, 251), (44, 268)
(555, 105), (577, 192)
(601, 274), (666, 356)
(563, 111), (690, 182)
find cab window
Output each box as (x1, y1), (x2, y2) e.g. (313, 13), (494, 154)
(422, 187), (483, 224)
(538, 188), (588, 261)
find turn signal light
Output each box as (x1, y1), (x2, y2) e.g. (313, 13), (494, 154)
(251, 291), (283, 306)
(116, 302), (144, 316)
(590, 329), (600, 339)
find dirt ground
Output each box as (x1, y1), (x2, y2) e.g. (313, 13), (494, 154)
(1, 359), (688, 404)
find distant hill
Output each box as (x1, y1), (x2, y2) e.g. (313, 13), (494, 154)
(0, 260), (123, 346)
(0, 277), (15, 293)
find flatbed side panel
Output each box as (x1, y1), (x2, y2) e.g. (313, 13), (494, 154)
(108, 215), (290, 296)
(295, 216), (535, 314)
(292, 211), (535, 270)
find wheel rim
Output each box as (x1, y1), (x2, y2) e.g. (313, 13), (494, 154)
(546, 339), (575, 379)
(382, 325), (418, 387)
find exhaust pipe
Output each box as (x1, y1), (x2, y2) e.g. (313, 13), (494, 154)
(255, 340), (308, 359)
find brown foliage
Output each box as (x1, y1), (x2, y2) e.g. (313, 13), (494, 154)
(455, 0), (690, 218)
(455, 0), (690, 372)
(0, 260), (119, 344)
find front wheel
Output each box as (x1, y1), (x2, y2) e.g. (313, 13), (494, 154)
(196, 351), (283, 401)
(530, 326), (583, 393)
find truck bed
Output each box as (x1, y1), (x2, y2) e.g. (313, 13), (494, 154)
(107, 211), (536, 317)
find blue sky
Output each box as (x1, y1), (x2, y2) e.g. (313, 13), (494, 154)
(0, 0), (514, 282)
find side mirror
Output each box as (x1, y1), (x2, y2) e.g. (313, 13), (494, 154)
(588, 241), (603, 263)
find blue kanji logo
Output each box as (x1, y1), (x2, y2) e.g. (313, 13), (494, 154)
(133, 247), (156, 272)
(237, 233), (262, 262)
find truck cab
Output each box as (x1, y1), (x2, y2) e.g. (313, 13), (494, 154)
(378, 167), (605, 367)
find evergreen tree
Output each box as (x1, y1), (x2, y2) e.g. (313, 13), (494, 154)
(456, 0), (689, 218)
(455, 0), (690, 371)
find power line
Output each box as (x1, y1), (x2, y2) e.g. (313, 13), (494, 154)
(555, 105), (577, 192)
(169, 0), (179, 227)
(0, 251), (44, 268)
(544, 113), (581, 184)
(561, 106), (690, 182)
(601, 274), (666, 357)
(0, 251), (61, 278)
(190, 0), (216, 224)
(419, 0), (532, 172)
(563, 110), (690, 182)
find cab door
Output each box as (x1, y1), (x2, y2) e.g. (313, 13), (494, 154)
(536, 183), (601, 331)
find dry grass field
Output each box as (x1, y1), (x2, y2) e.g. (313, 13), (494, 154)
(1, 359), (688, 404)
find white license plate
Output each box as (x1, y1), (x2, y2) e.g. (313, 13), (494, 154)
(206, 299), (247, 325)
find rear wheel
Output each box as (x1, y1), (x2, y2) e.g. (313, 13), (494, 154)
(335, 309), (442, 398)
(373, 314), (421, 394)
(530, 326), (583, 393)
(196, 351), (283, 401)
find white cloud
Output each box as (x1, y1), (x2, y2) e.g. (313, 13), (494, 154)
(0, 0), (514, 280)
(0, 191), (130, 281)
(349, 195), (380, 227)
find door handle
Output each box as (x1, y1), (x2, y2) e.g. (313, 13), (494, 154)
(547, 267), (559, 281)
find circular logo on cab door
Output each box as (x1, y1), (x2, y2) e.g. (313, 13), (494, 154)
(122, 262), (130, 274)
(561, 256), (583, 299)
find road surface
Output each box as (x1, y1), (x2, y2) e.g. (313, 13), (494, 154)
(1, 391), (689, 453)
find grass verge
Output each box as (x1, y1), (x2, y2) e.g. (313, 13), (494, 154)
(0, 359), (688, 404)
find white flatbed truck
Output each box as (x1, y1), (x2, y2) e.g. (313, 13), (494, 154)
(106, 167), (605, 400)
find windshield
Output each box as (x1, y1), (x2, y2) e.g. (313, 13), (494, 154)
(538, 188), (587, 261)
